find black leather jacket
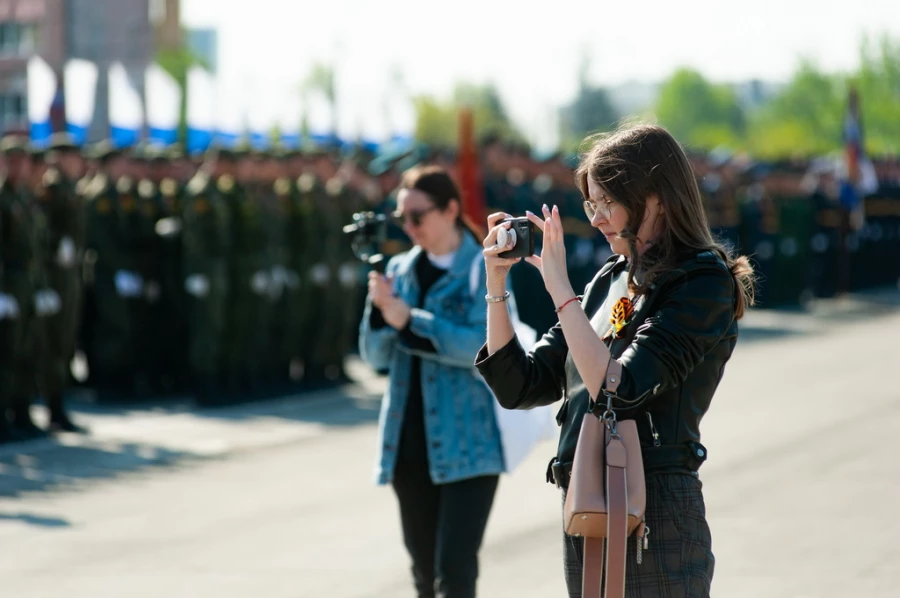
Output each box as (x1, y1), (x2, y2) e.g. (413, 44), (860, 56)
(475, 249), (739, 473)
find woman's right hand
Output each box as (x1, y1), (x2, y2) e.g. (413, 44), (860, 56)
(482, 212), (521, 294)
(368, 271), (394, 309)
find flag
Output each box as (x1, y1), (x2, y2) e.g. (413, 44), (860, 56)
(213, 78), (245, 149)
(145, 63), (181, 146)
(186, 66), (215, 154)
(388, 93), (415, 149)
(457, 107), (486, 238)
(276, 89), (302, 149)
(840, 86), (878, 229)
(306, 90), (335, 148)
(64, 59), (98, 145)
(247, 77), (279, 151)
(108, 62), (143, 148)
(27, 56), (56, 147)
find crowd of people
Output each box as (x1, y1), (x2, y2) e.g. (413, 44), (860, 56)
(1, 128), (899, 446)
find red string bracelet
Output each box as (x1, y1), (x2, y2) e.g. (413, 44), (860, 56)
(555, 296), (580, 314)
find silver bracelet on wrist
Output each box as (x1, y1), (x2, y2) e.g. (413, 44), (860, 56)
(485, 291), (510, 303)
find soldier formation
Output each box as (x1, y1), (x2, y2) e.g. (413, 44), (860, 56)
(0, 133), (375, 445)
(1, 131), (898, 446)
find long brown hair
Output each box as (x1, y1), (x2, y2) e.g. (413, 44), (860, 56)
(398, 165), (479, 241)
(575, 124), (755, 319)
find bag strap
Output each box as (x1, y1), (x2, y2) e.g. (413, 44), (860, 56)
(581, 356), (629, 598)
(604, 431), (629, 598)
(605, 358), (623, 394)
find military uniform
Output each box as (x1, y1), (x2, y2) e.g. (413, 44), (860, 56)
(292, 173), (329, 382)
(157, 175), (187, 391)
(182, 170), (231, 404)
(82, 152), (136, 399)
(266, 173), (296, 391)
(222, 169), (270, 398)
(32, 155), (87, 432)
(0, 137), (44, 439)
(309, 176), (363, 381)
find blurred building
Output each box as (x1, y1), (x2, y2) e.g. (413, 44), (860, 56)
(186, 28), (216, 73)
(0, 0), (154, 138)
(151, 0), (180, 51)
(0, 0), (66, 133)
(67, 0), (154, 142)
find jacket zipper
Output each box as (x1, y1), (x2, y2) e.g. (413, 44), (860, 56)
(645, 411), (661, 447)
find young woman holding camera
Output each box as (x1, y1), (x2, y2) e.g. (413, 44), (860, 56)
(358, 165), (503, 598)
(476, 124), (755, 597)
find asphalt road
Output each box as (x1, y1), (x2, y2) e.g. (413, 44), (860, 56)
(1, 294), (898, 597)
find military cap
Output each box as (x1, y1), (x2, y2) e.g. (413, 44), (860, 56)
(47, 132), (79, 152)
(0, 135), (30, 154)
(143, 144), (170, 163)
(166, 145), (185, 161)
(85, 140), (124, 162)
(367, 141), (414, 176)
(203, 145), (239, 162)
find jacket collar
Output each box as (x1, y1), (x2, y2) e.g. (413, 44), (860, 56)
(393, 231), (482, 280)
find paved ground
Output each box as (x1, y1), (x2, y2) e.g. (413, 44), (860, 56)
(0, 287), (898, 597)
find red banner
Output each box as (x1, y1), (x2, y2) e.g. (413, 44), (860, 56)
(457, 107), (486, 238)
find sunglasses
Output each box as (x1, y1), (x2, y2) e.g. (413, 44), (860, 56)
(392, 206), (438, 227)
(583, 196), (614, 221)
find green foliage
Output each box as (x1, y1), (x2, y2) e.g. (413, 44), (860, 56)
(304, 62), (336, 104)
(559, 85), (619, 147)
(746, 61), (844, 158)
(413, 83), (525, 148)
(856, 34), (900, 154)
(654, 68), (745, 151)
(155, 46), (209, 143)
(648, 35), (900, 158)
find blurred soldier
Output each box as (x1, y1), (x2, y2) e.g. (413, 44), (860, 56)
(141, 145), (187, 393)
(32, 133), (88, 432)
(130, 147), (164, 393)
(182, 152), (231, 404)
(82, 142), (138, 400)
(221, 149), (267, 398)
(301, 149), (340, 383)
(292, 157), (327, 383)
(0, 136), (46, 440)
(309, 165), (364, 382)
(283, 152), (319, 387)
(265, 151), (295, 392)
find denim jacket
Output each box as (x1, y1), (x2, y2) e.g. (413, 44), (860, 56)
(359, 232), (505, 485)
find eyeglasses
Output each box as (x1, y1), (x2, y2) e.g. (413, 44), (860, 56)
(392, 206), (438, 227)
(583, 196), (614, 221)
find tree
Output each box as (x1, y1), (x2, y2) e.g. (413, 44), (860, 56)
(155, 45), (209, 141)
(303, 62), (338, 137)
(558, 52), (619, 149)
(413, 82), (525, 148)
(746, 61), (844, 158)
(654, 68), (745, 150)
(856, 34), (900, 154)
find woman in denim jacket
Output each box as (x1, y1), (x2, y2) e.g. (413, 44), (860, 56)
(359, 165), (503, 598)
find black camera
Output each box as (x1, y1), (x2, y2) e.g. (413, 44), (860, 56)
(497, 217), (535, 259)
(343, 211), (388, 273)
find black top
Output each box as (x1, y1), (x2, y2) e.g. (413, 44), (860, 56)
(371, 253), (447, 466)
(475, 251), (738, 472)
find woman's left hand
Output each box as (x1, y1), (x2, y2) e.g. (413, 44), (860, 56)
(525, 204), (575, 306)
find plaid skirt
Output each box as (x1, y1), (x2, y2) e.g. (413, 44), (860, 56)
(562, 472), (715, 598)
